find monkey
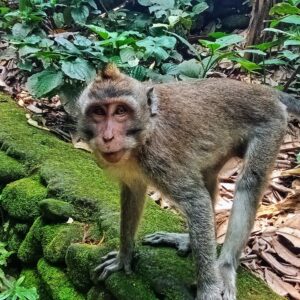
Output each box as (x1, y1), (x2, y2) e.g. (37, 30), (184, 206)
(77, 64), (299, 300)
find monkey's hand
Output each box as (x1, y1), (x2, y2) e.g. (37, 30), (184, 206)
(143, 232), (190, 256)
(94, 251), (133, 281)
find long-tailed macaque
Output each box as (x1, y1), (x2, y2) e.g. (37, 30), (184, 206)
(77, 64), (299, 300)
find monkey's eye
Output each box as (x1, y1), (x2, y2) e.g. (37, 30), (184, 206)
(115, 105), (128, 116)
(93, 106), (105, 116)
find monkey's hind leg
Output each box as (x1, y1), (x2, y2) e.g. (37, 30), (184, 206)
(143, 232), (191, 256)
(218, 120), (286, 300)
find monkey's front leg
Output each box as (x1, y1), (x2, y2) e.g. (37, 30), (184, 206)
(176, 181), (223, 300)
(96, 182), (146, 281)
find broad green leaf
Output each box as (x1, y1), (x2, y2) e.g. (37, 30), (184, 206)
(280, 50), (299, 60)
(119, 47), (136, 63)
(200, 40), (221, 52)
(54, 37), (81, 54)
(284, 39), (300, 46)
(209, 32), (228, 39)
(262, 58), (287, 65)
(24, 35), (41, 45)
(280, 15), (300, 25)
(53, 12), (65, 28)
(263, 27), (291, 35)
(87, 0), (98, 9)
(74, 35), (92, 47)
(71, 5), (89, 24)
(61, 58), (96, 81)
(39, 38), (54, 48)
(155, 36), (176, 48)
(26, 69), (64, 97)
(12, 23), (31, 39)
(85, 25), (110, 39)
(18, 60), (33, 71)
(18, 45), (40, 57)
(129, 65), (147, 81)
(215, 34), (244, 49)
(237, 49), (266, 56)
(270, 2), (300, 15)
(161, 63), (179, 75)
(251, 40), (281, 51)
(138, 0), (152, 6)
(178, 59), (203, 78)
(192, 2), (209, 15)
(234, 58), (261, 72)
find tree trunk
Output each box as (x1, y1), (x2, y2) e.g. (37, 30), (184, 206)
(245, 0), (279, 48)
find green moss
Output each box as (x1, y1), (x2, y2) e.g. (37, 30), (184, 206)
(37, 258), (85, 300)
(87, 287), (108, 300)
(106, 273), (157, 300)
(14, 222), (30, 235)
(18, 217), (43, 264)
(65, 239), (118, 291)
(42, 222), (85, 264)
(0, 151), (26, 188)
(1, 178), (47, 221)
(21, 268), (52, 300)
(39, 199), (75, 223)
(237, 267), (283, 300)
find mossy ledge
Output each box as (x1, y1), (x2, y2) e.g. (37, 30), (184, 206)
(0, 94), (284, 299)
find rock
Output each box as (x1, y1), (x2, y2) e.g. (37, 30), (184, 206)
(39, 199), (75, 223)
(37, 258), (85, 300)
(1, 178), (47, 222)
(0, 151), (26, 189)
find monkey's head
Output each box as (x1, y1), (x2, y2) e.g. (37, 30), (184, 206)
(78, 64), (158, 165)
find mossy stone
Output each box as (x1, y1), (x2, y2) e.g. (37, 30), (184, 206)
(0, 151), (26, 188)
(42, 222), (85, 264)
(87, 287), (109, 300)
(18, 217), (43, 264)
(39, 199), (75, 223)
(1, 178), (47, 221)
(66, 240), (119, 292)
(37, 258), (85, 300)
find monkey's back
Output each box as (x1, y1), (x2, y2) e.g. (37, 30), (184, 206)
(142, 78), (287, 175)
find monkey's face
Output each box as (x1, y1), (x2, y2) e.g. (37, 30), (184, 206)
(81, 100), (139, 164)
(78, 64), (157, 165)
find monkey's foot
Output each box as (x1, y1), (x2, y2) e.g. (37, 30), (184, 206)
(94, 251), (132, 281)
(143, 232), (190, 256)
(219, 262), (237, 300)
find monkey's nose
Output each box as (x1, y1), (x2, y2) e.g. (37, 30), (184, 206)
(103, 136), (114, 143)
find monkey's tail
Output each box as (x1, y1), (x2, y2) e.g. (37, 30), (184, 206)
(278, 92), (300, 118)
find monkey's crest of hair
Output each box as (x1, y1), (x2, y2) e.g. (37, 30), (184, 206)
(101, 64), (122, 80)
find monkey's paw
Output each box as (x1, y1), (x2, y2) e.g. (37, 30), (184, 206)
(94, 251), (132, 281)
(143, 232), (190, 256)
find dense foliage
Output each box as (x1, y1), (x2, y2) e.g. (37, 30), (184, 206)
(0, 0), (299, 100)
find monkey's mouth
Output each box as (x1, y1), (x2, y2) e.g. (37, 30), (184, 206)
(101, 150), (126, 163)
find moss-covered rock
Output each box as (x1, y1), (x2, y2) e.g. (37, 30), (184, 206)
(0, 151), (26, 189)
(65, 240), (119, 292)
(39, 199), (75, 223)
(1, 178), (47, 222)
(42, 222), (84, 264)
(87, 287), (108, 300)
(37, 258), (85, 300)
(18, 217), (43, 264)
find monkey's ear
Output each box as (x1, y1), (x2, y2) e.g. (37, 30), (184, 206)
(101, 64), (122, 80)
(147, 87), (158, 117)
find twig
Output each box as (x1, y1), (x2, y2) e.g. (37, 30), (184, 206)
(283, 64), (300, 92)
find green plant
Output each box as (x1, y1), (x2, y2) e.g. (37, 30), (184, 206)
(0, 243), (38, 300)
(164, 31), (259, 79)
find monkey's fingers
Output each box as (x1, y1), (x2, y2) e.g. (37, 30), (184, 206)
(94, 257), (117, 273)
(101, 250), (118, 261)
(98, 261), (122, 281)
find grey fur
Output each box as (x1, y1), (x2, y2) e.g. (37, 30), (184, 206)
(78, 68), (294, 300)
